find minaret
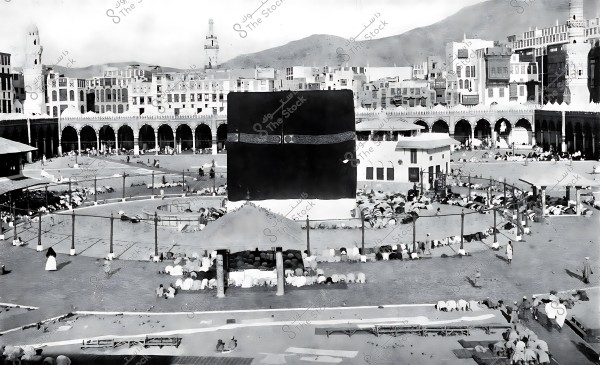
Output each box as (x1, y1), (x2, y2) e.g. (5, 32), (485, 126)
(204, 19), (219, 69)
(23, 24), (45, 115)
(564, 0), (589, 104)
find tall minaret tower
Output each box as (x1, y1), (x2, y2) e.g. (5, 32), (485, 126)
(564, 0), (589, 104)
(23, 24), (45, 115)
(204, 19), (219, 69)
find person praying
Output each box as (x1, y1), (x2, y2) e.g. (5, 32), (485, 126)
(582, 257), (593, 284)
(45, 247), (57, 271)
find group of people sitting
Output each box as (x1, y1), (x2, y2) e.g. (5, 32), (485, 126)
(156, 283), (177, 299)
(216, 337), (237, 353)
(1, 346), (71, 364)
(435, 299), (477, 311)
(492, 325), (550, 364)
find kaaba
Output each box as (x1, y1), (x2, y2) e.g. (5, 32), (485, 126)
(227, 90), (357, 206)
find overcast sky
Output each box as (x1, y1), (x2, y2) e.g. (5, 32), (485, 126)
(0, 0), (487, 69)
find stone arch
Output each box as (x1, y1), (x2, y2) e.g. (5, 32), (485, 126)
(138, 124), (155, 151)
(60, 125), (78, 153)
(117, 124), (134, 151)
(474, 119), (492, 144)
(157, 124), (175, 151)
(175, 123), (193, 152)
(414, 120), (429, 132)
(216, 123), (227, 152)
(99, 125), (116, 153)
(79, 125), (97, 151)
(431, 119), (449, 133)
(195, 123), (212, 151)
(453, 119), (472, 145)
(514, 118), (533, 146)
(494, 118), (512, 147)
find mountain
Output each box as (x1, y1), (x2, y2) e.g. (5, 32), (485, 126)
(222, 0), (599, 69)
(42, 61), (186, 79)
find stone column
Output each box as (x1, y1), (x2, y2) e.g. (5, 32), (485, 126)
(50, 138), (54, 157)
(172, 132), (176, 154)
(276, 247), (284, 296)
(368, 131), (374, 141)
(575, 187), (582, 215)
(192, 130), (196, 154)
(155, 131), (159, 156)
(470, 127), (475, 145)
(561, 111), (566, 153)
(573, 133), (577, 153)
(115, 132), (119, 155)
(592, 134), (596, 157)
(133, 134), (140, 156)
(492, 130), (497, 149)
(96, 130), (100, 152)
(541, 186), (547, 217)
(212, 133), (217, 155)
(58, 132), (62, 156)
(77, 131), (81, 156)
(216, 253), (225, 298)
(566, 186), (571, 201)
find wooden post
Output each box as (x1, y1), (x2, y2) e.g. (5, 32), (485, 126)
(468, 174), (471, 200)
(412, 217), (416, 253)
(12, 203), (17, 243)
(154, 212), (159, 259)
(70, 210), (76, 255)
(306, 215), (310, 257)
(460, 210), (465, 250)
(182, 170), (185, 193)
(37, 211), (43, 251)
(68, 178), (72, 207)
(503, 178), (507, 209)
(493, 208), (498, 245)
(122, 173), (126, 201)
(94, 176), (97, 204)
(109, 212), (114, 260)
(151, 171), (155, 197)
(45, 184), (48, 208)
(361, 210), (365, 254)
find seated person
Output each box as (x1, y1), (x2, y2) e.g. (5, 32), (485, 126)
(164, 285), (176, 299)
(156, 284), (164, 297)
(216, 339), (225, 352)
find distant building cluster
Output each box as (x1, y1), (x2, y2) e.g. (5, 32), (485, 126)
(0, 1), (599, 120)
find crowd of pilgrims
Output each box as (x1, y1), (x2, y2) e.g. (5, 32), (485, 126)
(1, 346), (71, 364)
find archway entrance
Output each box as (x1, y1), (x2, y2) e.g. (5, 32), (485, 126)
(431, 120), (449, 133)
(61, 126), (78, 153)
(139, 125), (156, 152)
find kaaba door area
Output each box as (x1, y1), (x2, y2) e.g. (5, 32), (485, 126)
(226, 90), (357, 220)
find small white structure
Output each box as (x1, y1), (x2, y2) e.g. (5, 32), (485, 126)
(356, 133), (458, 185)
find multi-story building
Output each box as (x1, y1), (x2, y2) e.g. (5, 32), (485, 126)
(476, 46), (512, 105)
(412, 62), (427, 80)
(88, 66), (149, 114)
(11, 70), (25, 113)
(45, 70), (89, 117)
(585, 16), (600, 45)
(0, 52), (12, 113)
(446, 38), (494, 106)
(509, 1), (597, 104)
(129, 67), (277, 116)
(358, 78), (434, 109)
